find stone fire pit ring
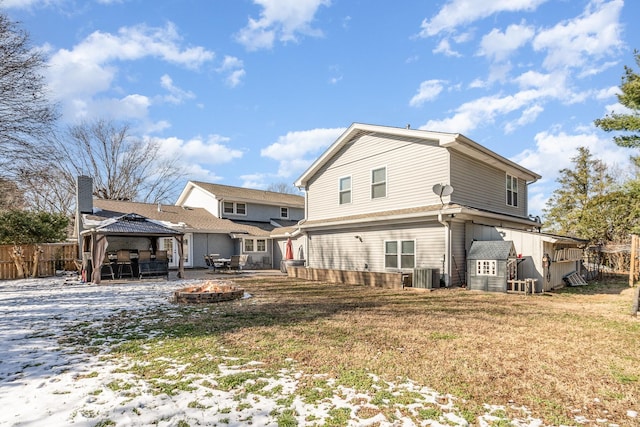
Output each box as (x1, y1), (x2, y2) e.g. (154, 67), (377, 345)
(173, 280), (245, 304)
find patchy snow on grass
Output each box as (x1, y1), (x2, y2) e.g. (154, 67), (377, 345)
(0, 276), (551, 426)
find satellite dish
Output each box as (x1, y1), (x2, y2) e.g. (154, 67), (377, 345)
(432, 183), (454, 206)
(432, 184), (454, 197)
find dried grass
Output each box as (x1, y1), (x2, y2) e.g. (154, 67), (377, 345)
(213, 277), (640, 425)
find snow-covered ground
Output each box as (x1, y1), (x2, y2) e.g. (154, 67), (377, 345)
(0, 276), (578, 426)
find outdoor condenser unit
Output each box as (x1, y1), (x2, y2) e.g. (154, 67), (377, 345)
(413, 268), (440, 289)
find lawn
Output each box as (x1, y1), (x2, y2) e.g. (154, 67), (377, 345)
(68, 276), (639, 426)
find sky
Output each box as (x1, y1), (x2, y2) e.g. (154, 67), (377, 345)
(2, 0), (640, 215)
(0, 275), (562, 426)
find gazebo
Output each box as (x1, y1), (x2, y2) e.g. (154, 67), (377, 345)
(80, 213), (185, 283)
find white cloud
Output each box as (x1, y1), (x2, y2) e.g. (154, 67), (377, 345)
(409, 80), (446, 107)
(532, 0), (624, 72)
(261, 127), (344, 177)
(478, 22), (534, 62)
(432, 38), (461, 57)
(217, 56), (246, 87)
(160, 74), (195, 104)
(45, 22), (214, 120)
(235, 0), (331, 50)
(419, 0), (548, 37)
(156, 134), (243, 166)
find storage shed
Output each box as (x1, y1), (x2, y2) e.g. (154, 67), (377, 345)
(467, 240), (518, 292)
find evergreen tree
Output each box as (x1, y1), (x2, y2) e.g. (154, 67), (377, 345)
(594, 50), (640, 153)
(543, 147), (614, 241)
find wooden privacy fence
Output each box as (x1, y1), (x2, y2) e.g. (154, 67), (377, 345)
(0, 243), (79, 280)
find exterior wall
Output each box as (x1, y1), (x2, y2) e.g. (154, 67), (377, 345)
(450, 150), (528, 218)
(223, 202), (303, 223)
(467, 260), (508, 292)
(191, 233), (235, 268)
(181, 187), (220, 216)
(306, 222), (444, 274)
(450, 220), (466, 286)
(306, 134), (449, 221)
(273, 235), (307, 267)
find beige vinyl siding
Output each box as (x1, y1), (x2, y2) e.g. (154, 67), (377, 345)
(306, 133), (449, 221)
(307, 222), (444, 273)
(449, 150), (527, 218)
(450, 220), (466, 286)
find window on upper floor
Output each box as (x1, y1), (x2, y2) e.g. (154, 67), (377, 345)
(223, 201), (247, 215)
(506, 174), (518, 207)
(384, 240), (415, 269)
(339, 176), (351, 204)
(476, 260), (497, 276)
(371, 167), (387, 199)
(280, 207), (289, 218)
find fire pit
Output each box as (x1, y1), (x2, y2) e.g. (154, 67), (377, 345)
(173, 280), (244, 304)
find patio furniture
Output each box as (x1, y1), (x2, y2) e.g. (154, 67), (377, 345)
(116, 250), (133, 279)
(101, 257), (115, 280)
(139, 250), (169, 279)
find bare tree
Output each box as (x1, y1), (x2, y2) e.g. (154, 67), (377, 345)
(0, 12), (58, 171)
(22, 119), (186, 214)
(266, 181), (302, 195)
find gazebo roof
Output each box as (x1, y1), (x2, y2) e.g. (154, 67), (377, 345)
(81, 213), (183, 236)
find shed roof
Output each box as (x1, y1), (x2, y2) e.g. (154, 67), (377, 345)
(467, 240), (517, 260)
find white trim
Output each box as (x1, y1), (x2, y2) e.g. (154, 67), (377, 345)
(280, 207), (289, 219)
(384, 239), (416, 270)
(370, 165), (387, 200)
(338, 175), (352, 205)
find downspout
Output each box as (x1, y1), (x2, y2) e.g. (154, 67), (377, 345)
(438, 212), (451, 287)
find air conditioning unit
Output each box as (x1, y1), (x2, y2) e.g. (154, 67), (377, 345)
(413, 268), (440, 289)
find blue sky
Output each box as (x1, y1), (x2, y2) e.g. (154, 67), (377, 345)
(3, 0), (639, 215)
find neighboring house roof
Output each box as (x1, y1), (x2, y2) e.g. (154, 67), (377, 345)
(176, 181), (304, 208)
(86, 199), (271, 237)
(467, 241), (517, 260)
(295, 122), (541, 187)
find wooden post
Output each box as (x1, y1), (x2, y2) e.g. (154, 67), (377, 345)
(630, 234), (638, 287)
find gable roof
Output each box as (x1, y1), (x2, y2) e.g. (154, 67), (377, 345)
(176, 181), (304, 208)
(294, 122), (541, 187)
(467, 240), (517, 260)
(86, 199), (271, 236)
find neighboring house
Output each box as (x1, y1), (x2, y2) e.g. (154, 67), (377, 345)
(293, 123), (584, 291)
(76, 177), (275, 270)
(175, 181), (304, 228)
(174, 180), (305, 268)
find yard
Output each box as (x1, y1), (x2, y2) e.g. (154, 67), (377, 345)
(1, 274), (638, 426)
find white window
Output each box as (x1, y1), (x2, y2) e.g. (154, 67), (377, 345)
(280, 207), (289, 218)
(371, 167), (386, 199)
(506, 174), (518, 207)
(223, 202), (247, 215)
(476, 260), (497, 276)
(385, 240), (415, 269)
(244, 238), (267, 252)
(339, 176), (351, 205)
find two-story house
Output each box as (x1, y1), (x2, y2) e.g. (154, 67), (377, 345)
(175, 181), (305, 268)
(293, 123), (584, 291)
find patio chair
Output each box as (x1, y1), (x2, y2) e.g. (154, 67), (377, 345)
(116, 250), (133, 279)
(101, 257), (115, 280)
